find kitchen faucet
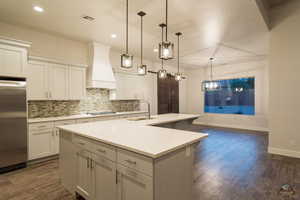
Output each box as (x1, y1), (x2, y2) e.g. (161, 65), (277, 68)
(139, 99), (151, 119)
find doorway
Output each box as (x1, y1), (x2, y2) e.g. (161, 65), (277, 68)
(157, 74), (179, 114)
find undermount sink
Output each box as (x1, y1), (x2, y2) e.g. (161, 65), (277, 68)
(127, 117), (156, 121)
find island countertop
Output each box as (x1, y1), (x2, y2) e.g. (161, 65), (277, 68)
(58, 113), (208, 158)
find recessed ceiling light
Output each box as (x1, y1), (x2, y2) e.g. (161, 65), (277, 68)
(33, 6), (44, 12)
(111, 34), (117, 39)
(153, 48), (158, 52)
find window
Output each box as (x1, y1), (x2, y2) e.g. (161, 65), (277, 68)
(204, 77), (255, 115)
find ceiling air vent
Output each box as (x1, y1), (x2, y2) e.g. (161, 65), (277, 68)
(82, 15), (95, 21)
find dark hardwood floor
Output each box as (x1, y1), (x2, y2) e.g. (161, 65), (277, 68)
(0, 124), (299, 200)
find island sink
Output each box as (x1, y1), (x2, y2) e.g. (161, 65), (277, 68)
(58, 114), (207, 200)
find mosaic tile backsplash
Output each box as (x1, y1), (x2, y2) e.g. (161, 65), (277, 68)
(28, 88), (140, 118)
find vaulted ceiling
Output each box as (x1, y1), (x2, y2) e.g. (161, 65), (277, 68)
(0, 0), (269, 68)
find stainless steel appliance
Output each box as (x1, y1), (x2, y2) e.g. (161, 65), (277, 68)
(0, 77), (27, 173)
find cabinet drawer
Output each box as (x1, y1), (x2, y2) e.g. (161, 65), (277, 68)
(117, 164), (153, 185)
(117, 149), (153, 176)
(73, 136), (93, 150)
(90, 141), (116, 162)
(29, 122), (54, 133)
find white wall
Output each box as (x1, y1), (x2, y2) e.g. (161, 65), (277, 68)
(185, 60), (269, 131)
(268, 0), (300, 158)
(0, 21), (89, 65)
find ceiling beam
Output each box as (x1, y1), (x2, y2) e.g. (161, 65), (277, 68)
(254, 0), (271, 30)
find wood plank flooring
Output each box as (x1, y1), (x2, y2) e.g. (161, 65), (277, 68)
(0, 124), (299, 200)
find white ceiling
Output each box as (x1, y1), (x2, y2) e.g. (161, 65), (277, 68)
(0, 0), (269, 68)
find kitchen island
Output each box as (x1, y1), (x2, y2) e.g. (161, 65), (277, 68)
(58, 113), (207, 200)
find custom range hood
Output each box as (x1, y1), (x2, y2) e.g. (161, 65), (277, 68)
(87, 42), (116, 89)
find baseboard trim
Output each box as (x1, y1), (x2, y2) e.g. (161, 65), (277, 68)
(193, 121), (269, 132)
(268, 147), (300, 159)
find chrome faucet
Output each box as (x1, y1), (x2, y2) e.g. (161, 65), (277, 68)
(140, 100), (151, 119)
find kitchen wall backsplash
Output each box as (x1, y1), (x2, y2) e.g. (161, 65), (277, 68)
(28, 88), (140, 118)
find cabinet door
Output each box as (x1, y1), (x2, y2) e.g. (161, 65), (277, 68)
(92, 155), (117, 200)
(28, 131), (53, 160)
(76, 150), (93, 199)
(48, 64), (69, 100)
(53, 128), (60, 155)
(69, 67), (86, 100)
(117, 165), (153, 200)
(26, 63), (48, 100)
(0, 45), (25, 77)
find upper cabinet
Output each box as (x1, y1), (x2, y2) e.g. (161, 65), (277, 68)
(0, 37), (31, 78)
(69, 67), (86, 100)
(27, 57), (87, 100)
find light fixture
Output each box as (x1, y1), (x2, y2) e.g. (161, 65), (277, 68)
(121, 0), (133, 69)
(137, 11), (147, 76)
(202, 58), (220, 91)
(158, 59), (167, 79)
(174, 32), (183, 81)
(33, 6), (44, 12)
(158, 0), (174, 60)
(111, 34), (117, 38)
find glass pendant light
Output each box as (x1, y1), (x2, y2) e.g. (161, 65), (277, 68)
(202, 58), (220, 91)
(121, 0), (133, 69)
(158, 23), (168, 79)
(137, 11), (147, 75)
(158, 59), (167, 79)
(174, 32), (183, 81)
(158, 0), (174, 60)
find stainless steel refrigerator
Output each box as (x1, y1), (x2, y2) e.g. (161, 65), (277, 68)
(0, 77), (27, 173)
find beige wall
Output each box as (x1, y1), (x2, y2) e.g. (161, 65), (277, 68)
(268, 0), (300, 158)
(185, 60), (269, 131)
(0, 21), (89, 65)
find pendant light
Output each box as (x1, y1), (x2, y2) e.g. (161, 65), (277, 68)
(121, 0), (133, 69)
(158, 0), (174, 60)
(158, 59), (167, 79)
(202, 58), (220, 91)
(158, 23), (168, 79)
(137, 11), (147, 75)
(174, 32), (183, 81)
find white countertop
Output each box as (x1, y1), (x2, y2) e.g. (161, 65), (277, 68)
(28, 111), (148, 123)
(58, 114), (208, 158)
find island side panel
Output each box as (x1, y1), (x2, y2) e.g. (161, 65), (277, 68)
(154, 143), (197, 200)
(59, 130), (77, 194)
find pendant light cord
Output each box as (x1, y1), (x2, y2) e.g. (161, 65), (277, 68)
(141, 14), (143, 65)
(177, 34), (179, 73)
(210, 58), (213, 81)
(165, 0), (168, 41)
(126, 0), (129, 54)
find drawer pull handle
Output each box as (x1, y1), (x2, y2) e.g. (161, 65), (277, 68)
(125, 159), (136, 165)
(78, 142), (85, 146)
(97, 149), (106, 154)
(38, 125), (47, 128)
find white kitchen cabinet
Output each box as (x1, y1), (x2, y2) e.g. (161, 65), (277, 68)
(0, 39), (30, 78)
(76, 149), (93, 199)
(92, 154), (117, 200)
(117, 164), (153, 200)
(27, 56), (86, 100)
(53, 120), (76, 155)
(26, 62), (48, 100)
(48, 64), (69, 100)
(69, 67), (86, 100)
(28, 122), (54, 160)
(110, 73), (145, 100)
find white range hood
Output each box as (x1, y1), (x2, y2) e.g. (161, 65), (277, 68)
(87, 42), (116, 89)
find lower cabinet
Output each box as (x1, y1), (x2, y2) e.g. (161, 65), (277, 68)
(76, 149), (117, 200)
(117, 164), (153, 200)
(29, 130), (54, 160)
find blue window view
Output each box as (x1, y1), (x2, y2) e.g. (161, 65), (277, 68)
(204, 77), (255, 115)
